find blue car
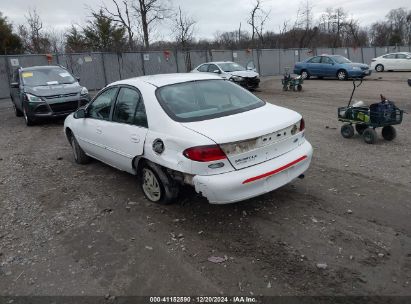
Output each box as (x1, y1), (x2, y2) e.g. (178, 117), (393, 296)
(293, 55), (371, 81)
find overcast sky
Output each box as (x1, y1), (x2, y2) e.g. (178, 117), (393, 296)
(1, 0), (410, 40)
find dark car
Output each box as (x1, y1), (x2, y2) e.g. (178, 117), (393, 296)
(293, 55), (371, 81)
(408, 78), (411, 86)
(10, 66), (90, 126)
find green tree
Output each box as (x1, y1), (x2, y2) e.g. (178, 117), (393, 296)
(65, 25), (87, 52)
(0, 12), (23, 54)
(82, 9), (127, 52)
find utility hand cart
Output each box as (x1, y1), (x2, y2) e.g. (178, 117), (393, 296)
(282, 68), (303, 92)
(338, 78), (404, 144)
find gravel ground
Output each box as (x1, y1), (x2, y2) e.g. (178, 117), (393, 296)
(0, 72), (410, 296)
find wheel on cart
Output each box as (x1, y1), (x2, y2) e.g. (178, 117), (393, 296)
(341, 123), (354, 138)
(363, 128), (377, 144)
(297, 84), (302, 91)
(381, 125), (396, 141)
(355, 124), (367, 135)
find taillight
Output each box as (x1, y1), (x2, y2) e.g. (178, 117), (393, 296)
(299, 118), (305, 131)
(183, 145), (227, 162)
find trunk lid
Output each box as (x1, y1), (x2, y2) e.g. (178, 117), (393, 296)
(182, 104), (303, 169)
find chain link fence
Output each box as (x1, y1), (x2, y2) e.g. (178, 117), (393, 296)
(1, 45), (410, 99)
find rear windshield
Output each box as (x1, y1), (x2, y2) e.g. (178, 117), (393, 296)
(21, 68), (76, 86)
(156, 80), (265, 122)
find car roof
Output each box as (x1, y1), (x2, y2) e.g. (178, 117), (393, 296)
(111, 73), (222, 88)
(20, 65), (65, 71)
(383, 52), (410, 55)
(201, 61), (235, 65)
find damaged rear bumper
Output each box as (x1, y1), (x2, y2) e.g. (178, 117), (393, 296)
(193, 140), (313, 204)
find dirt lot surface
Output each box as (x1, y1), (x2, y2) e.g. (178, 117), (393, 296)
(0, 72), (411, 297)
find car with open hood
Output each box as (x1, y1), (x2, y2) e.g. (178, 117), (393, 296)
(64, 73), (312, 204)
(10, 65), (90, 126)
(293, 55), (371, 80)
(191, 61), (260, 90)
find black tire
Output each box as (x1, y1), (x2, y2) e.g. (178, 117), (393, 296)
(355, 124), (367, 135)
(13, 103), (23, 117)
(381, 125), (396, 141)
(71, 136), (91, 164)
(301, 70), (310, 80)
(139, 161), (179, 205)
(375, 64), (384, 72)
(282, 86), (288, 91)
(363, 128), (377, 144)
(341, 124), (354, 138)
(297, 84), (302, 91)
(23, 106), (35, 126)
(337, 70), (348, 81)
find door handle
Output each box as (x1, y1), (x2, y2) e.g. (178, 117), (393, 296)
(96, 127), (102, 134)
(130, 135), (140, 143)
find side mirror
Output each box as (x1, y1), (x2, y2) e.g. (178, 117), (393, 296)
(74, 108), (86, 119)
(76, 77), (80, 82)
(213, 69), (221, 74)
(10, 82), (19, 88)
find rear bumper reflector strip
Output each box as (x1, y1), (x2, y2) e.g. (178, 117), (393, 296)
(242, 155), (308, 184)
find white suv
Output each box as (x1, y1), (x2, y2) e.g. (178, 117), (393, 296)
(64, 73), (312, 204)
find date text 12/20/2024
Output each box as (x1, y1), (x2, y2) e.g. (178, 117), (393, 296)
(149, 296), (258, 303)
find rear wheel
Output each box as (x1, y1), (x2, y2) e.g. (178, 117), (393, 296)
(13, 103), (23, 117)
(337, 70), (348, 81)
(375, 64), (384, 72)
(363, 128), (377, 144)
(341, 124), (354, 138)
(71, 135), (91, 164)
(355, 124), (367, 135)
(301, 70), (310, 80)
(139, 161), (179, 204)
(381, 125), (396, 141)
(297, 84), (302, 91)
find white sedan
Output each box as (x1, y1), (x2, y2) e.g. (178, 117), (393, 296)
(64, 73), (312, 204)
(192, 61), (260, 90)
(370, 52), (411, 72)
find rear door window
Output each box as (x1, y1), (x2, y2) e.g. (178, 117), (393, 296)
(112, 87), (148, 127)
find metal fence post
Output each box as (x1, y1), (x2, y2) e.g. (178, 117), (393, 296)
(256, 49), (261, 75)
(4, 55), (12, 97)
(174, 49), (179, 73)
(101, 52), (108, 85)
(140, 52), (146, 75)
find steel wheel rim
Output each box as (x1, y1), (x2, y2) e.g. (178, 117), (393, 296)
(301, 71), (308, 79)
(338, 72), (346, 80)
(142, 168), (161, 202)
(376, 65), (382, 72)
